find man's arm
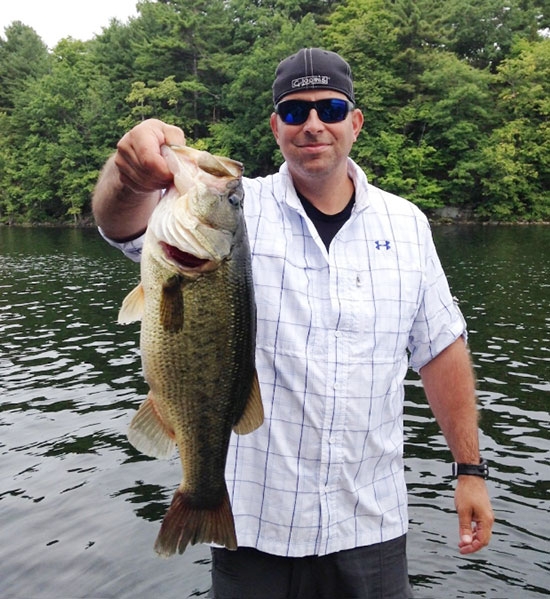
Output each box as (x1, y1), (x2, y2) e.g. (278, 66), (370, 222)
(420, 336), (494, 554)
(92, 119), (186, 240)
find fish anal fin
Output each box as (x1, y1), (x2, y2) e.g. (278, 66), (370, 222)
(154, 486), (237, 557)
(128, 394), (176, 459)
(118, 283), (145, 324)
(233, 369), (264, 435)
(161, 275), (184, 333)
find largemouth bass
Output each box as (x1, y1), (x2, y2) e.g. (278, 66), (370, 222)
(118, 144), (263, 557)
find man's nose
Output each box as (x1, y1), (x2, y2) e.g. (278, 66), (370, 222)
(302, 108), (325, 131)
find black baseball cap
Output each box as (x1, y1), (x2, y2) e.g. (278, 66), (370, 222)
(273, 48), (355, 105)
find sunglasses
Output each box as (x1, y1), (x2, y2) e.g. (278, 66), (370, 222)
(275, 98), (355, 125)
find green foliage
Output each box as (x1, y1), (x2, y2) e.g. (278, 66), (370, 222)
(1, 38), (122, 223)
(441, 0), (548, 70)
(0, 0), (548, 223)
(477, 38), (550, 220)
(0, 22), (51, 112)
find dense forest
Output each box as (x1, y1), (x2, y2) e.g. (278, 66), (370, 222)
(0, 0), (549, 224)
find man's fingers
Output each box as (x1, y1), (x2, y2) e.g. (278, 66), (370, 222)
(160, 121), (186, 147)
(114, 120), (186, 192)
(457, 510), (493, 554)
(455, 477), (494, 554)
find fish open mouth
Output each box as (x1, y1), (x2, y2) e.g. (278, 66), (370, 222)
(160, 242), (211, 271)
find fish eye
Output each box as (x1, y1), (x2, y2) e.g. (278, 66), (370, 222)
(228, 193), (242, 207)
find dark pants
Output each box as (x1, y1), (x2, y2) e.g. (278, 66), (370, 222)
(210, 535), (413, 599)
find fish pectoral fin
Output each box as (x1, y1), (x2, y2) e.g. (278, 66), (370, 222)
(127, 394), (176, 459)
(118, 283), (145, 324)
(160, 275), (184, 333)
(233, 369), (264, 435)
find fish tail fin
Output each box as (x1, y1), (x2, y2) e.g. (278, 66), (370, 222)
(128, 394), (176, 459)
(233, 369), (264, 435)
(154, 486), (237, 557)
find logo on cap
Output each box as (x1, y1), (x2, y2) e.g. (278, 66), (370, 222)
(291, 75), (330, 89)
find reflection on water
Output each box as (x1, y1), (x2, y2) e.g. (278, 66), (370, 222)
(1, 226), (549, 598)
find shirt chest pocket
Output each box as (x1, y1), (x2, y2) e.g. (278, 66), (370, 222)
(339, 259), (424, 360)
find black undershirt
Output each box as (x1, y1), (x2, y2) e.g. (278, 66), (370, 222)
(297, 191), (356, 250)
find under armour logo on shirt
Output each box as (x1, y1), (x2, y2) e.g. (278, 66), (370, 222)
(375, 240), (391, 250)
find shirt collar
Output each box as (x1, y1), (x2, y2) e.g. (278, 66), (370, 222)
(280, 158), (370, 213)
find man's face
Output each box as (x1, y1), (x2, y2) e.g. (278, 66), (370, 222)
(270, 90), (363, 184)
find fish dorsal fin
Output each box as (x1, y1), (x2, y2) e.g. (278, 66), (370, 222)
(198, 152), (243, 179)
(118, 283), (145, 324)
(233, 370), (264, 435)
(128, 394), (177, 459)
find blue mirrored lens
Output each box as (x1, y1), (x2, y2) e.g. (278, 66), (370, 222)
(276, 99), (353, 125)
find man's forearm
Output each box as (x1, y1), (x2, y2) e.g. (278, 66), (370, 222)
(92, 154), (161, 241)
(420, 337), (480, 463)
(420, 337), (493, 553)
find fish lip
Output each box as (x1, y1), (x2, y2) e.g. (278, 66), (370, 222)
(160, 241), (214, 272)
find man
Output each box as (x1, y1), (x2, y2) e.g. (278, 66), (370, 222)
(93, 48), (494, 598)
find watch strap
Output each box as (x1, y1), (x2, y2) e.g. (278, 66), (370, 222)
(452, 458), (489, 479)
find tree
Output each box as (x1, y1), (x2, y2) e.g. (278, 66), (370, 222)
(410, 51), (494, 209)
(125, 0), (237, 139)
(209, 13), (322, 174)
(441, 0), (549, 70)
(325, 0), (408, 176)
(4, 39), (118, 222)
(0, 0), (548, 223)
(0, 22), (50, 112)
(477, 38), (550, 220)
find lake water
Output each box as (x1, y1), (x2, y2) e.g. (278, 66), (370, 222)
(0, 226), (548, 599)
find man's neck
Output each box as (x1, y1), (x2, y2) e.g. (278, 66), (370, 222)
(292, 172), (355, 215)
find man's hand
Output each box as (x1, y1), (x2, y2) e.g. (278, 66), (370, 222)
(115, 119), (186, 194)
(93, 119), (186, 240)
(455, 476), (494, 554)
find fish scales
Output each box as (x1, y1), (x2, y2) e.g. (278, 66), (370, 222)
(141, 232), (255, 497)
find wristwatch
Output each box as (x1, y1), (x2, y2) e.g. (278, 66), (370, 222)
(451, 458), (489, 479)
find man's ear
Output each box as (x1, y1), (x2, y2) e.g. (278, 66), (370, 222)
(352, 108), (364, 141)
(270, 112), (281, 145)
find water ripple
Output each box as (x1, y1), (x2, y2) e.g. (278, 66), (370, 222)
(1, 227), (549, 598)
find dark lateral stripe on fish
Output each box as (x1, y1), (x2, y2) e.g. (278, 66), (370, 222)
(160, 241), (210, 270)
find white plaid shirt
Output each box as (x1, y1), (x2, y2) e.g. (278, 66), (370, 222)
(102, 159), (465, 557)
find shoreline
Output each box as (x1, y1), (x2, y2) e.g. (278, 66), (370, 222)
(2, 219), (549, 228)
